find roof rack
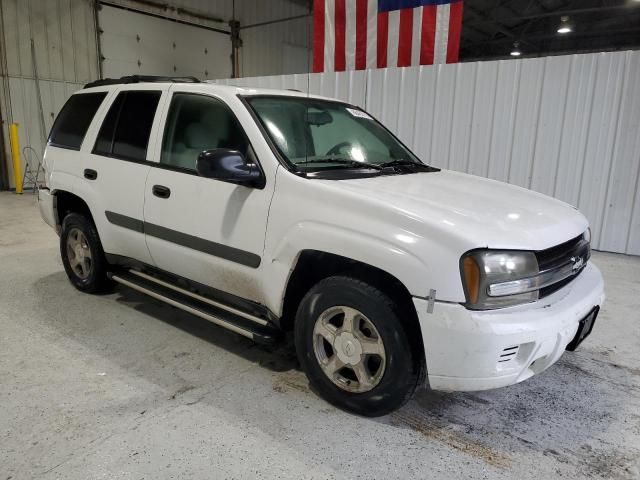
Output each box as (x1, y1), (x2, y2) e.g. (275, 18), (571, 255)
(84, 75), (200, 89)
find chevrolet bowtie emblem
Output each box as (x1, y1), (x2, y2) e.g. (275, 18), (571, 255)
(571, 256), (585, 271)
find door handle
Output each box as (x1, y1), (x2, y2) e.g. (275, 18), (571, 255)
(152, 185), (171, 199)
(84, 169), (98, 180)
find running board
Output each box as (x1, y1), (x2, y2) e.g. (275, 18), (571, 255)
(109, 270), (281, 344)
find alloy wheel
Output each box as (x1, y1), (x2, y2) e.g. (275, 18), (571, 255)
(312, 305), (386, 393)
(66, 228), (92, 280)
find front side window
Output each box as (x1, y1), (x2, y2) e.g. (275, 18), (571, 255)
(48, 92), (107, 150)
(93, 90), (161, 161)
(246, 96), (423, 172)
(161, 93), (249, 171)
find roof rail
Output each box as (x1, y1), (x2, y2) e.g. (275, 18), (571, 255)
(84, 75), (200, 89)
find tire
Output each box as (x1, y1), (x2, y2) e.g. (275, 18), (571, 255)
(295, 276), (424, 417)
(60, 213), (111, 293)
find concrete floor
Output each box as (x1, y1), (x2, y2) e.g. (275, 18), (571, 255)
(1, 191), (639, 480)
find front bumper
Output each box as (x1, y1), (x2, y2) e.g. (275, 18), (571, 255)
(414, 263), (605, 392)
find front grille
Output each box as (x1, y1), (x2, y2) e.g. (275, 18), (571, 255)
(536, 234), (583, 270)
(535, 233), (590, 298)
(539, 276), (575, 297)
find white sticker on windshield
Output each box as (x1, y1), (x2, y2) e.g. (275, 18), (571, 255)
(346, 108), (372, 120)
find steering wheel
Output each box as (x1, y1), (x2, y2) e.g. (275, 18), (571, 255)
(326, 141), (354, 156)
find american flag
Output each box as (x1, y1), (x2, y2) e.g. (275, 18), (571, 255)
(313, 0), (464, 72)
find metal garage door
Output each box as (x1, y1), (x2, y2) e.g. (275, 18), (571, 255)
(99, 4), (232, 80)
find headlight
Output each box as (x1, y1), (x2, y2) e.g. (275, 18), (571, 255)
(461, 230), (591, 310)
(461, 250), (539, 310)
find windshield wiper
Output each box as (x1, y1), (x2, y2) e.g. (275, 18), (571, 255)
(380, 159), (439, 172)
(298, 157), (383, 170)
(380, 159), (420, 168)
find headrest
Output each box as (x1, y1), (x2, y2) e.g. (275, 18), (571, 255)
(184, 123), (210, 150)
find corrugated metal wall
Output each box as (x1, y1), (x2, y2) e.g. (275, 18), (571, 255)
(0, 0), (99, 190)
(216, 50), (640, 255)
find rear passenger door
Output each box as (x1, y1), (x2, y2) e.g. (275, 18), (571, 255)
(76, 86), (167, 264)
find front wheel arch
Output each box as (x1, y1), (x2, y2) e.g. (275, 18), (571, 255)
(281, 250), (426, 367)
(295, 275), (425, 416)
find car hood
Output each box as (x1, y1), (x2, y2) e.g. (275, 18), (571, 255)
(333, 169), (588, 251)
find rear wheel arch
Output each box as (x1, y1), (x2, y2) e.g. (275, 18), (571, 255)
(59, 212), (111, 293)
(54, 190), (94, 227)
(281, 250), (425, 360)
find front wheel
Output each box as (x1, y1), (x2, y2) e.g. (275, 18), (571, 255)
(60, 213), (111, 293)
(295, 276), (424, 417)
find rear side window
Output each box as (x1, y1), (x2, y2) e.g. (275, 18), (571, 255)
(93, 91), (161, 161)
(48, 92), (107, 150)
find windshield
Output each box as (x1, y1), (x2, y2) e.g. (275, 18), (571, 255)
(246, 96), (423, 171)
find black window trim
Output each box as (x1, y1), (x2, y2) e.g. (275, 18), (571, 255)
(91, 89), (162, 163)
(47, 91), (109, 152)
(85, 90), (267, 187)
(47, 143), (82, 152)
(88, 152), (204, 175)
(107, 90), (126, 156)
(238, 94), (299, 173)
(155, 90), (266, 186)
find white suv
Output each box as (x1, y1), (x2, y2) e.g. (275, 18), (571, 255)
(39, 75), (605, 416)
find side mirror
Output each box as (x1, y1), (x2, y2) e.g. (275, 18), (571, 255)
(196, 149), (263, 188)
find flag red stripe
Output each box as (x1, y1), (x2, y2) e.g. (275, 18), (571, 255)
(355, 0), (368, 70)
(446, 1), (463, 64)
(397, 8), (413, 67)
(420, 5), (436, 65)
(377, 11), (388, 68)
(334, 0), (346, 71)
(312, 0), (325, 72)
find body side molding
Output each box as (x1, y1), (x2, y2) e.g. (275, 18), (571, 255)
(105, 211), (144, 233)
(105, 210), (261, 268)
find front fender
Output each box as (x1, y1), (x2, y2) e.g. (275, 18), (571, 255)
(260, 168), (473, 316)
(261, 220), (431, 316)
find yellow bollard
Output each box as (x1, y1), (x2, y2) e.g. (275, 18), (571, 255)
(9, 123), (23, 194)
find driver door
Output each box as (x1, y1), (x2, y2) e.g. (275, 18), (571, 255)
(143, 88), (273, 303)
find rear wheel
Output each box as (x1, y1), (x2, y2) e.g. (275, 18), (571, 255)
(60, 213), (111, 293)
(295, 276), (424, 417)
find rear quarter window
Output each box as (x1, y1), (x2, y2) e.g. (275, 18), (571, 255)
(48, 92), (108, 150)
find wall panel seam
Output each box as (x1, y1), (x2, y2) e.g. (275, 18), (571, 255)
(465, 62), (479, 173)
(505, 61), (522, 183)
(526, 58), (546, 190)
(599, 52), (629, 246)
(624, 133), (640, 253)
(575, 56), (600, 211)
